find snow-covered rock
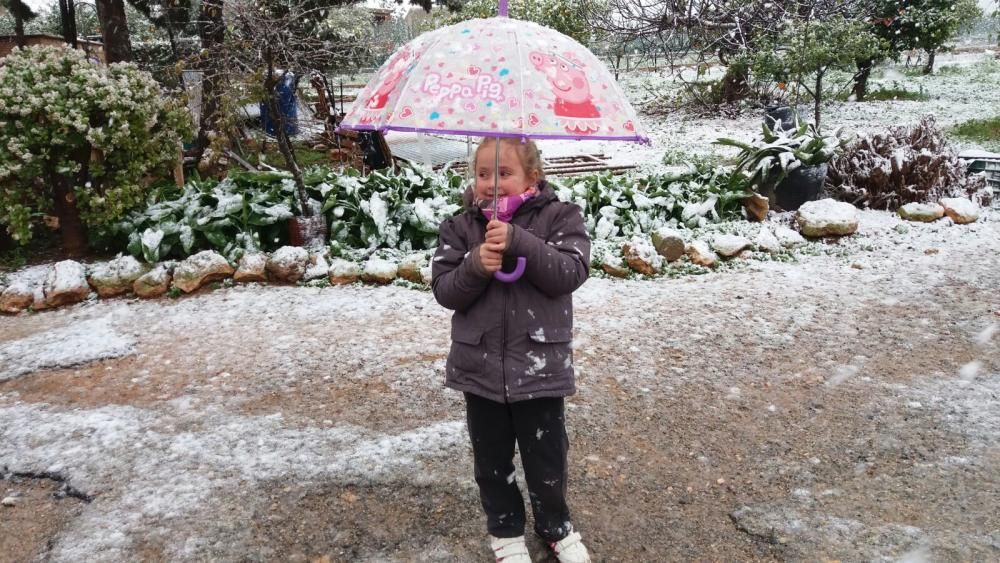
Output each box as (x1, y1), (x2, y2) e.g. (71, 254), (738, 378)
(173, 251), (234, 293)
(744, 193), (769, 222)
(266, 246), (309, 283)
(362, 256), (398, 285)
(686, 241), (718, 268)
(44, 260), (90, 307)
(712, 234), (752, 258)
(623, 238), (661, 275)
(651, 228), (686, 262)
(755, 227), (782, 253)
(939, 197), (980, 224)
(304, 253), (331, 282)
(774, 226), (807, 248)
(0, 281), (35, 314)
(328, 258), (361, 285)
(87, 255), (147, 298)
(398, 253), (429, 284)
(134, 264), (173, 298)
(234, 252), (268, 283)
(898, 202), (945, 223)
(796, 199), (860, 237)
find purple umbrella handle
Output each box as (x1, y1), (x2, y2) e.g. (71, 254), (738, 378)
(499, 0), (508, 17)
(495, 256), (526, 283)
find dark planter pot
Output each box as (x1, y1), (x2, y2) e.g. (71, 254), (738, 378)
(288, 215), (327, 248)
(764, 105), (798, 133)
(766, 163), (828, 211)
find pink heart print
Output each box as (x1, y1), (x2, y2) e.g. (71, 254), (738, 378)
(508, 98), (519, 108)
(528, 114), (540, 127)
(399, 107), (414, 119)
(468, 66), (481, 75)
(624, 120), (635, 131)
(464, 101), (477, 112)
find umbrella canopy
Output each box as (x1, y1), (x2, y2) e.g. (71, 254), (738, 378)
(338, 17), (649, 144)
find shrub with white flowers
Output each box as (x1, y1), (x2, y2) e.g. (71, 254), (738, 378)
(0, 45), (192, 245)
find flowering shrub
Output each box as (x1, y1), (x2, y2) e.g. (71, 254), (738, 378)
(0, 45), (192, 245)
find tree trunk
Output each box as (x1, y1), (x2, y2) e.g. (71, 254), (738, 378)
(59, 0), (78, 47)
(14, 15), (25, 48)
(264, 58), (310, 217)
(50, 171), (88, 257)
(813, 71), (823, 130)
(194, 0), (225, 160)
(923, 50), (936, 74)
(852, 57), (874, 102)
(720, 64), (749, 104)
(95, 0), (133, 63)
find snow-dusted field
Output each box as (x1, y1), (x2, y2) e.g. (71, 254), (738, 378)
(2, 51), (1000, 562)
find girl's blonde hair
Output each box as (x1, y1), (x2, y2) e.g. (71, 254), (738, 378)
(473, 138), (545, 181)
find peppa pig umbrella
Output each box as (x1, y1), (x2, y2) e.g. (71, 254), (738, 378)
(338, 0), (648, 280)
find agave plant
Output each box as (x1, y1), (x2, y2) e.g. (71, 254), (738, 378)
(715, 120), (851, 192)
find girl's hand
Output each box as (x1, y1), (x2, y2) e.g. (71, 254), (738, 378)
(485, 220), (510, 254)
(479, 242), (503, 273)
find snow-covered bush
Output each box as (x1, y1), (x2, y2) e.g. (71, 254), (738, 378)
(826, 116), (990, 209)
(0, 46), (192, 246)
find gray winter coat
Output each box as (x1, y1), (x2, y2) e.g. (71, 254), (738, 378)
(432, 182), (591, 403)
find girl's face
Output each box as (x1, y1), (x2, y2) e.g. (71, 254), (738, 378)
(475, 142), (539, 201)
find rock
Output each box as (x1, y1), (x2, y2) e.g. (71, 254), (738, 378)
(755, 227), (782, 253)
(173, 251), (235, 293)
(87, 255), (148, 298)
(234, 252), (268, 283)
(1, 282), (35, 314)
(398, 253), (428, 284)
(362, 255), (398, 284)
(1, 495), (18, 507)
(623, 239), (661, 275)
(686, 241), (718, 268)
(743, 193), (770, 222)
(924, 247), (939, 255)
(266, 246), (309, 283)
(711, 234), (752, 258)
(600, 260), (631, 278)
(650, 228), (686, 262)
(897, 202), (945, 222)
(304, 253), (331, 281)
(134, 264), (173, 298)
(939, 197), (980, 224)
(328, 258), (361, 285)
(796, 199), (859, 237)
(44, 260), (90, 307)
(420, 265), (433, 285)
(774, 226), (807, 248)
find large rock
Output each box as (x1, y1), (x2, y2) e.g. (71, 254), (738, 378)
(362, 256), (398, 285)
(898, 202), (945, 223)
(44, 260), (90, 307)
(398, 253), (429, 284)
(796, 199), (859, 237)
(686, 241), (718, 268)
(87, 255), (148, 298)
(600, 256), (630, 278)
(0, 282), (35, 314)
(234, 252), (268, 283)
(328, 258), (361, 285)
(755, 227), (782, 253)
(623, 239), (661, 276)
(939, 197), (980, 224)
(650, 228), (686, 262)
(711, 234), (752, 258)
(172, 251), (234, 293)
(134, 264), (173, 298)
(743, 193), (770, 222)
(266, 246), (309, 283)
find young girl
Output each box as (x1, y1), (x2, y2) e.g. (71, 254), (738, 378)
(431, 138), (592, 563)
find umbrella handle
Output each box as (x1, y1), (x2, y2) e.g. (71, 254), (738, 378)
(495, 256), (526, 283)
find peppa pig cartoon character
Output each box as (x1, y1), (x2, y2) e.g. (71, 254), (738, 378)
(529, 50), (603, 135)
(359, 46), (416, 124)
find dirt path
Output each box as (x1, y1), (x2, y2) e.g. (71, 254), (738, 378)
(2, 211), (999, 562)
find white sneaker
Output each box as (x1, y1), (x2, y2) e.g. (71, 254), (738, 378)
(490, 535), (531, 562)
(550, 531), (591, 563)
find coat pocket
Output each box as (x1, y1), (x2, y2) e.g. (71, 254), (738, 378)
(524, 326), (573, 377)
(450, 325), (487, 373)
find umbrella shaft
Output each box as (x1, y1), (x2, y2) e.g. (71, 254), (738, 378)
(493, 136), (500, 219)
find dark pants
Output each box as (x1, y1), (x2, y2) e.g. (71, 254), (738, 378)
(464, 392), (572, 542)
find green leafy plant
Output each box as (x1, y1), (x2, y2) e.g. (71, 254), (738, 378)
(0, 45), (193, 255)
(715, 120), (851, 194)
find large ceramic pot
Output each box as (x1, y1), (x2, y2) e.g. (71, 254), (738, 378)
(770, 162), (828, 211)
(764, 105), (798, 132)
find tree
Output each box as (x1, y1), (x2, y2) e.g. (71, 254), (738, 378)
(750, 16), (886, 129)
(441, 0), (595, 44)
(95, 0), (134, 62)
(2, 0), (37, 47)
